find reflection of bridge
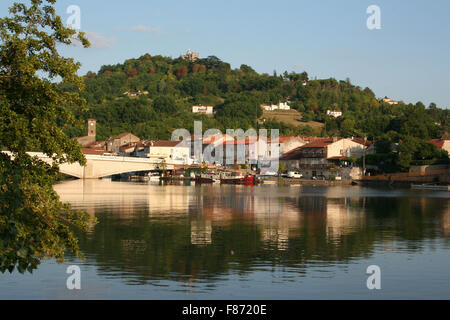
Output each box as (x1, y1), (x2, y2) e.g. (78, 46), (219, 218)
(5, 152), (175, 179)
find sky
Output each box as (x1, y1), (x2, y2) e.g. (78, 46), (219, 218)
(1, 0), (450, 108)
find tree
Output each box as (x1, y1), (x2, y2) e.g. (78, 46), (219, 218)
(153, 95), (177, 113)
(0, 0), (95, 274)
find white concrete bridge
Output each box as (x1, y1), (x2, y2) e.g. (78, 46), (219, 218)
(3, 152), (176, 179)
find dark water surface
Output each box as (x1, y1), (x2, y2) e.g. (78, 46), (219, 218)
(1, 180), (449, 299)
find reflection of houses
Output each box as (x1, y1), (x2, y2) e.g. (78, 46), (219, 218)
(442, 210), (450, 237)
(325, 200), (365, 240)
(281, 138), (368, 179)
(190, 220), (212, 246)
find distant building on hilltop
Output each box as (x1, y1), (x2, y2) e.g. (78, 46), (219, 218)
(123, 90), (149, 98)
(327, 110), (343, 118)
(381, 97), (399, 105)
(192, 105), (214, 115)
(261, 102), (291, 111)
(181, 49), (199, 62)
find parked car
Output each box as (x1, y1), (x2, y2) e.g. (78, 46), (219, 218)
(287, 171), (303, 179)
(260, 170), (278, 176)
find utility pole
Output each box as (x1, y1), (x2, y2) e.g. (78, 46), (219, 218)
(363, 136), (367, 177)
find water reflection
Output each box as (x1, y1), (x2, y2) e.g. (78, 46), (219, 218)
(54, 180), (450, 286)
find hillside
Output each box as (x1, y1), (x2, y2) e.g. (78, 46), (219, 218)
(260, 109), (324, 131)
(61, 53), (449, 144)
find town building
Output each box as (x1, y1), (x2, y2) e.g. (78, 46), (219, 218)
(381, 97), (399, 105)
(281, 137), (369, 179)
(327, 110), (343, 118)
(181, 49), (200, 62)
(123, 90), (149, 98)
(192, 105), (214, 115)
(428, 135), (450, 155)
(261, 102), (291, 111)
(143, 140), (192, 164)
(107, 133), (141, 153)
(74, 119), (97, 147)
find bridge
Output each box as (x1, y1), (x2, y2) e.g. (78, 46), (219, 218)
(3, 152), (176, 179)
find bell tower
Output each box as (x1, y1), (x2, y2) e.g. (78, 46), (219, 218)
(87, 119), (96, 140)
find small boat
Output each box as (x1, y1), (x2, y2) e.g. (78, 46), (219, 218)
(220, 173), (256, 185)
(148, 172), (161, 182)
(195, 173), (220, 184)
(130, 175), (149, 182)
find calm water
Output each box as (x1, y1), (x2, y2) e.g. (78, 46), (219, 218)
(1, 180), (449, 300)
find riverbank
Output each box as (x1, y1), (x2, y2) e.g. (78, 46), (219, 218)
(262, 178), (354, 186)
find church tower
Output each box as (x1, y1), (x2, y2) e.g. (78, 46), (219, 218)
(87, 119), (96, 141)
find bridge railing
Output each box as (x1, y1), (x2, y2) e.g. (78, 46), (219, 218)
(3, 151), (187, 166)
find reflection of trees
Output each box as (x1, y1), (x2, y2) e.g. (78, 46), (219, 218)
(63, 181), (450, 285)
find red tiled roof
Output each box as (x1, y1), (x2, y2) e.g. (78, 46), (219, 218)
(429, 139), (445, 149)
(81, 148), (108, 155)
(114, 132), (134, 139)
(150, 140), (184, 147)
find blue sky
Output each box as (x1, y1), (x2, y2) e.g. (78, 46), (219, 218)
(2, 0), (450, 108)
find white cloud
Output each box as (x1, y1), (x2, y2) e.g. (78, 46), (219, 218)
(130, 25), (162, 36)
(84, 31), (116, 48)
(71, 31), (115, 49)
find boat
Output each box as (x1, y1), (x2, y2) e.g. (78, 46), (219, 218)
(130, 175), (149, 182)
(411, 184), (450, 191)
(194, 173), (220, 184)
(220, 173), (256, 185)
(148, 172), (161, 182)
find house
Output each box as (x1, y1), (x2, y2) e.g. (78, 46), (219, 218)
(261, 102), (291, 111)
(381, 97), (399, 105)
(144, 140), (192, 164)
(272, 136), (307, 156)
(181, 49), (199, 62)
(192, 105), (214, 115)
(74, 119), (97, 147)
(327, 110), (343, 118)
(106, 133), (141, 153)
(187, 134), (235, 163)
(281, 137), (368, 179)
(428, 135), (450, 155)
(123, 90), (149, 98)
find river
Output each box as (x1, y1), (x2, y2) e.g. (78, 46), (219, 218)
(1, 179), (449, 299)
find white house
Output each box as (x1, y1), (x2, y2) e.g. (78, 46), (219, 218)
(327, 110), (343, 118)
(192, 105), (214, 115)
(261, 102), (291, 111)
(145, 140), (193, 165)
(381, 97), (399, 105)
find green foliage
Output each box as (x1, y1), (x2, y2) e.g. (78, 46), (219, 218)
(0, 0), (96, 274)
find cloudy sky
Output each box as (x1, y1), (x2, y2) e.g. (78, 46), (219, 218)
(1, 0), (450, 108)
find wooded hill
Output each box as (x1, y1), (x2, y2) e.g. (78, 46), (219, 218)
(62, 53), (450, 148)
